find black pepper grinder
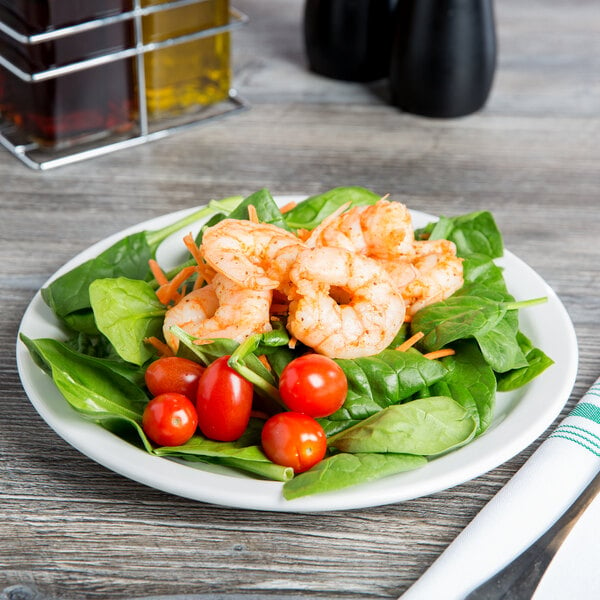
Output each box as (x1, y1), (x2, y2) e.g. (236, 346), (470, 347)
(390, 0), (496, 118)
(303, 0), (396, 82)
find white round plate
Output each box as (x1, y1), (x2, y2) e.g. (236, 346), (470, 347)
(16, 197), (578, 512)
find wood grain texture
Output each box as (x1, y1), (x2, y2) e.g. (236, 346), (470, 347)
(1, 1), (599, 598)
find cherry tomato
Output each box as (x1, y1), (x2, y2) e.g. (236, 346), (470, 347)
(261, 412), (327, 473)
(196, 355), (253, 442)
(278, 354), (348, 418)
(145, 356), (205, 402)
(142, 392), (198, 447)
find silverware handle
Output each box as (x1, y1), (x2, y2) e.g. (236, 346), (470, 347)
(465, 469), (600, 600)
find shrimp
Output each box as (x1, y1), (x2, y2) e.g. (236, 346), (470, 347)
(383, 239), (464, 316)
(307, 199), (463, 314)
(162, 285), (218, 351)
(286, 246), (406, 359)
(162, 273), (272, 351)
(308, 198), (415, 259)
(200, 218), (304, 290)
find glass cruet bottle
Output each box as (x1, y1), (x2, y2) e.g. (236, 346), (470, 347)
(141, 0), (231, 122)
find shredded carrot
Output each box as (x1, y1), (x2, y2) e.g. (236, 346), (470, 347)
(183, 233), (203, 265)
(423, 348), (456, 360)
(247, 204), (259, 223)
(288, 337), (297, 349)
(403, 313), (413, 323)
(270, 303), (290, 315)
(279, 201), (297, 214)
(197, 262), (216, 285)
(258, 354), (272, 372)
(148, 259), (169, 286)
(183, 232), (215, 286)
(395, 331), (424, 352)
(144, 336), (174, 358)
(296, 228), (311, 241)
(156, 265), (198, 305)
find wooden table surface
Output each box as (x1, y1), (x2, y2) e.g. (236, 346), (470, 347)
(2, 1), (599, 598)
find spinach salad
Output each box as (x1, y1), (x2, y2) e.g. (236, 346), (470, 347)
(21, 187), (553, 500)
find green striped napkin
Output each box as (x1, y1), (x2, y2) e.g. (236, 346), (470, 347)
(549, 381), (600, 453)
(400, 377), (600, 600)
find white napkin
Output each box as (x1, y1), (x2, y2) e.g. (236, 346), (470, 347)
(399, 377), (600, 600)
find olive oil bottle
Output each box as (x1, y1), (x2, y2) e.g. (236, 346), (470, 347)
(141, 0), (231, 122)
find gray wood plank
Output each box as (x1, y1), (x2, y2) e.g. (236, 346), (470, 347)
(1, 1), (598, 598)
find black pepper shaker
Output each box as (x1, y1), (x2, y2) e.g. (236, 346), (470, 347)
(303, 0), (396, 82)
(390, 0), (496, 118)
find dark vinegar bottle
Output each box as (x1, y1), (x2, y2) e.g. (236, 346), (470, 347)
(0, 0), (136, 148)
(390, 0), (496, 118)
(303, 0), (396, 82)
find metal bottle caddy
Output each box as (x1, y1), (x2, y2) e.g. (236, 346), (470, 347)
(0, 0), (248, 170)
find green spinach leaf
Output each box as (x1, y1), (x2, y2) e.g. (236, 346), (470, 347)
(411, 295), (508, 351)
(229, 188), (290, 229)
(328, 396), (477, 456)
(319, 350), (448, 435)
(411, 291), (543, 373)
(89, 277), (166, 366)
(21, 335), (152, 451)
(283, 186), (380, 230)
(429, 340), (497, 434)
(461, 254), (508, 292)
(155, 420), (293, 482)
(476, 313), (529, 373)
(61, 310), (101, 336)
(425, 211), (504, 259)
(283, 452), (426, 500)
(496, 332), (554, 391)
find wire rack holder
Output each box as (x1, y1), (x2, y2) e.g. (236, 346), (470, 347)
(0, 0), (249, 170)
